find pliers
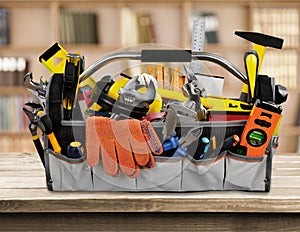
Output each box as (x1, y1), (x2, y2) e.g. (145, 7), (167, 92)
(23, 101), (45, 167)
(173, 126), (203, 157)
(23, 101), (62, 156)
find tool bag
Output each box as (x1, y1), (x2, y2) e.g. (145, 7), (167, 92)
(34, 48), (286, 192)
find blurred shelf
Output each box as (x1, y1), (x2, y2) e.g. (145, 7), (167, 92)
(0, 0), (298, 154)
(0, 45), (46, 53)
(0, 44), (122, 53)
(287, 88), (300, 94)
(280, 126), (300, 136)
(0, 87), (30, 96)
(204, 43), (251, 52)
(63, 44), (122, 53)
(0, 131), (29, 136)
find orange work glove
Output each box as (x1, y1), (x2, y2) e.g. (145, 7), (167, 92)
(86, 116), (119, 176)
(86, 116), (163, 178)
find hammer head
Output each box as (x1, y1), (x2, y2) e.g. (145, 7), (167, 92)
(235, 31), (284, 49)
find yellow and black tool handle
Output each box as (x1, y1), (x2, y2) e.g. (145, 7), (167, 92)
(37, 111), (62, 154)
(63, 53), (83, 120)
(28, 125), (45, 167)
(33, 136), (45, 163)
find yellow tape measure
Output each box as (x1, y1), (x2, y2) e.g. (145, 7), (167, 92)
(39, 43), (68, 74)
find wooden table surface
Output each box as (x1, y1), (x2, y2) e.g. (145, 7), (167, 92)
(1, 152), (300, 231)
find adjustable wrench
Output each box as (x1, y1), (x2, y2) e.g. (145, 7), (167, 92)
(118, 74), (156, 107)
(112, 74), (156, 119)
(24, 72), (47, 106)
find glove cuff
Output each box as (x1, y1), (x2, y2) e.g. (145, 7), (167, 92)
(140, 119), (163, 155)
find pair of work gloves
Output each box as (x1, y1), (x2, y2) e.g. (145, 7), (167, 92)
(86, 116), (163, 178)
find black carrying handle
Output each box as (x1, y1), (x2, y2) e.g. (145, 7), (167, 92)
(79, 50), (247, 84)
(141, 50), (192, 62)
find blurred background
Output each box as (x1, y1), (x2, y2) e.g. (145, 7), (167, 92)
(0, 0), (299, 154)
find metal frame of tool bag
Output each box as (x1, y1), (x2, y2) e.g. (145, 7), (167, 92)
(37, 45), (287, 192)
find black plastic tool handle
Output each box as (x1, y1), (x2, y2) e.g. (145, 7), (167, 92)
(33, 136), (45, 167)
(141, 50), (192, 62)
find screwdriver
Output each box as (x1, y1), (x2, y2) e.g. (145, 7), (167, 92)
(219, 134), (240, 153)
(37, 111), (62, 154)
(67, 141), (84, 159)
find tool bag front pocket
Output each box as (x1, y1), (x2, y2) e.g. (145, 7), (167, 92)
(182, 154), (225, 191)
(92, 162), (137, 191)
(47, 149), (93, 191)
(224, 151), (268, 191)
(136, 156), (182, 191)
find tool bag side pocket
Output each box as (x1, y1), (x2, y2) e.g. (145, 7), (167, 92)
(92, 162), (137, 191)
(136, 156), (182, 191)
(182, 153), (225, 191)
(224, 151), (269, 191)
(47, 149), (93, 191)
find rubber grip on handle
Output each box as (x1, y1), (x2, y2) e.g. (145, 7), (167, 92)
(141, 50), (192, 62)
(33, 137), (45, 167)
(47, 132), (62, 154)
(37, 111), (53, 134)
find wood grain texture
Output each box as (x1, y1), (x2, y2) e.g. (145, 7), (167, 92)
(1, 153), (300, 213)
(1, 213), (300, 231)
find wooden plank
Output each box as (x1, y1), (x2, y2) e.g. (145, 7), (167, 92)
(0, 187), (300, 213)
(0, 153), (41, 166)
(273, 155), (300, 162)
(0, 152), (45, 171)
(271, 176), (300, 188)
(0, 164), (44, 171)
(0, 177), (46, 189)
(1, 212), (300, 231)
(272, 168), (300, 176)
(273, 163), (300, 169)
(272, 158), (300, 176)
(0, 170), (45, 178)
(2, 193), (300, 213)
(1, 153), (300, 213)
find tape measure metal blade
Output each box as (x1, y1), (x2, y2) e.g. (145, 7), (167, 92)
(191, 18), (206, 74)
